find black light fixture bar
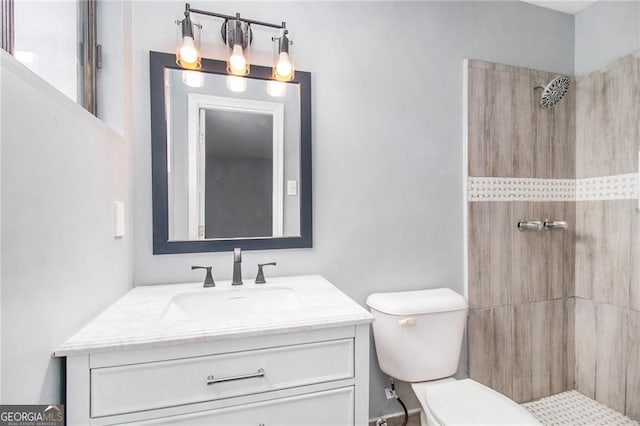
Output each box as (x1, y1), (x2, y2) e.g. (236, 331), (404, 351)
(185, 3), (285, 30)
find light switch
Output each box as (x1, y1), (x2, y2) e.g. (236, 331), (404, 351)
(114, 201), (125, 238)
(287, 180), (298, 196)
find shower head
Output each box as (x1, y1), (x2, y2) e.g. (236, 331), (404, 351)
(534, 75), (570, 109)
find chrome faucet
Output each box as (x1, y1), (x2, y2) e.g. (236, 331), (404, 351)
(231, 248), (243, 285)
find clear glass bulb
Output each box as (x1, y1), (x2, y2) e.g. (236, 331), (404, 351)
(179, 36), (198, 65)
(229, 45), (247, 75)
(275, 52), (292, 79)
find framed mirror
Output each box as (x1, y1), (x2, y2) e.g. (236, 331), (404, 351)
(150, 51), (312, 254)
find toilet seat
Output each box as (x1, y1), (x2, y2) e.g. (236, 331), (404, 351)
(411, 379), (540, 425)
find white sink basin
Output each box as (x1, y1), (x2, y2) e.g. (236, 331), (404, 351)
(161, 286), (301, 320)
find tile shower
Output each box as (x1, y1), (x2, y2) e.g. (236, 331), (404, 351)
(466, 52), (640, 421)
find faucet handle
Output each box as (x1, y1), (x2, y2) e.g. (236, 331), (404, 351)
(255, 262), (277, 284)
(191, 266), (215, 287)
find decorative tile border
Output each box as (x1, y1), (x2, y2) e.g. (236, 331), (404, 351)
(468, 173), (639, 202)
(576, 173), (638, 201)
(468, 177), (575, 201)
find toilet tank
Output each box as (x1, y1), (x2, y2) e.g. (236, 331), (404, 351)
(366, 288), (468, 383)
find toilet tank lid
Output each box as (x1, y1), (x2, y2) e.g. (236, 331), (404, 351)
(366, 288), (468, 315)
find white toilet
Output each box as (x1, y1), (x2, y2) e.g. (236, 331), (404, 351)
(367, 288), (540, 426)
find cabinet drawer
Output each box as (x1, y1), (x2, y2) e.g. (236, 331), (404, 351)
(91, 339), (354, 417)
(127, 387), (354, 426)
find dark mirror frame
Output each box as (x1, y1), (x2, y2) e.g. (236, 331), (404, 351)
(150, 51), (312, 254)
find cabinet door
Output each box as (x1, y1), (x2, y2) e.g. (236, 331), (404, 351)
(125, 387), (354, 426)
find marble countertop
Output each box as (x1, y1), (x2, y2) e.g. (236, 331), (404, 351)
(53, 275), (373, 356)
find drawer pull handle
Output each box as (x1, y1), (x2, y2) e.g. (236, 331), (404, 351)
(206, 368), (265, 385)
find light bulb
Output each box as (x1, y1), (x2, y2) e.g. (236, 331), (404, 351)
(275, 52), (292, 79)
(179, 36), (198, 66)
(228, 45), (247, 75)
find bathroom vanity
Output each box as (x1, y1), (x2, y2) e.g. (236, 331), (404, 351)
(54, 276), (373, 425)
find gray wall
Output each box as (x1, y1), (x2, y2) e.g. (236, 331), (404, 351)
(575, 0), (640, 76)
(0, 52), (132, 403)
(130, 1), (574, 417)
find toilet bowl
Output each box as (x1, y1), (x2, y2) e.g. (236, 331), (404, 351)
(366, 288), (540, 426)
(412, 378), (539, 425)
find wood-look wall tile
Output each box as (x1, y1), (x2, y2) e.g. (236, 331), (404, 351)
(626, 309), (640, 420)
(468, 66), (490, 177)
(635, 55), (640, 170)
(631, 198), (640, 313)
(578, 56), (640, 177)
(468, 202), (512, 309)
(511, 202), (536, 304)
(512, 303), (533, 403)
(550, 83), (576, 179)
(575, 202), (595, 299)
(597, 59), (639, 176)
(530, 300), (551, 399)
(565, 297), (576, 390)
(561, 202), (576, 298)
(511, 201), (574, 304)
(468, 306), (514, 398)
(468, 308), (493, 387)
(575, 201), (631, 308)
(575, 75), (597, 178)
(488, 70), (515, 177)
(512, 71), (536, 178)
(530, 299), (568, 399)
(536, 202), (571, 300)
(467, 67), (515, 177)
(595, 303), (629, 413)
(549, 299), (568, 394)
(492, 306), (514, 397)
(513, 203), (545, 302)
(592, 201), (632, 309)
(531, 71), (553, 179)
(575, 298), (597, 398)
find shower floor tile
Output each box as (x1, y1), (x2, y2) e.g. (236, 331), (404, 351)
(522, 390), (639, 426)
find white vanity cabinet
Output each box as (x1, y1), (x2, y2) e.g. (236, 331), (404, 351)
(56, 277), (373, 426)
(66, 325), (369, 425)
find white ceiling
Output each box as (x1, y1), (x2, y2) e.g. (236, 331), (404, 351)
(520, 0), (599, 15)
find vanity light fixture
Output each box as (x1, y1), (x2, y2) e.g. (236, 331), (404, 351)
(176, 10), (201, 70)
(272, 28), (294, 81)
(174, 3), (294, 80)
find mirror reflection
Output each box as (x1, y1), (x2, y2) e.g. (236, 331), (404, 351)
(165, 68), (301, 241)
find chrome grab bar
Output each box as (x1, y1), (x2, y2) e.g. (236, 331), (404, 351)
(206, 368), (265, 385)
(543, 220), (567, 230)
(517, 220), (543, 231)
